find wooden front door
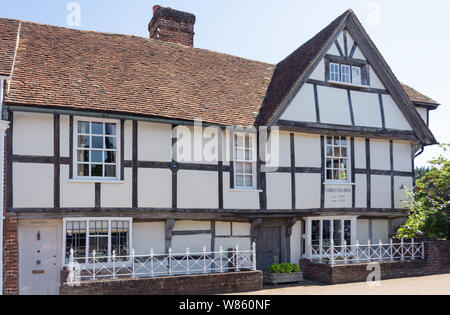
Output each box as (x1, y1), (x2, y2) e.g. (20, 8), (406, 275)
(256, 226), (281, 272)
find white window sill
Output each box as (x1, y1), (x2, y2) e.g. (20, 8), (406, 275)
(70, 178), (124, 184)
(324, 182), (356, 186)
(229, 188), (262, 193)
(327, 80), (369, 88)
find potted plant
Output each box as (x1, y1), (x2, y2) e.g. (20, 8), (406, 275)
(263, 263), (303, 284)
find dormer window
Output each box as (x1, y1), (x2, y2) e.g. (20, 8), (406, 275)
(326, 55), (369, 86)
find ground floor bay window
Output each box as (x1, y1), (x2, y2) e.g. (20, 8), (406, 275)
(63, 217), (132, 265)
(303, 216), (357, 260)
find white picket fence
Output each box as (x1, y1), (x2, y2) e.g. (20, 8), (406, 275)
(309, 239), (424, 266)
(66, 243), (256, 284)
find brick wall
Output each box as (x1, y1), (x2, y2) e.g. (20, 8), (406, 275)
(60, 271), (262, 295)
(300, 240), (450, 285)
(3, 214), (18, 294)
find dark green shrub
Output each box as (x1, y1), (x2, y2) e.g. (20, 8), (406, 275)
(268, 263), (300, 274)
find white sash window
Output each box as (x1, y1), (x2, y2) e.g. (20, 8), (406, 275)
(233, 132), (257, 189)
(325, 136), (350, 182)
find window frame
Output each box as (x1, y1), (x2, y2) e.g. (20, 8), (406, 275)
(232, 132), (257, 190)
(72, 117), (121, 182)
(324, 136), (351, 183)
(325, 55), (369, 87)
(305, 216), (357, 259)
(62, 217), (133, 266)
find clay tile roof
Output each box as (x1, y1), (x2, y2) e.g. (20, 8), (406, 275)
(2, 19), (275, 127)
(401, 83), (440, 107)
(0, 18), (20, 76)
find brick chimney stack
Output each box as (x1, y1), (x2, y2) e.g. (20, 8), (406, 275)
(148, 6), (196, 47)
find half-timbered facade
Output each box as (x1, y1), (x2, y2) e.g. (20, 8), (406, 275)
(0, 7), (440, 294)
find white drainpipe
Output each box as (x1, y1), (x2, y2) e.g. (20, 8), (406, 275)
(0, 78), (11, 295)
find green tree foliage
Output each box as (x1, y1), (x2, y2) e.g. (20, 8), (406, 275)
(415, 166), (431, 181)
(397, 144), (450, 239)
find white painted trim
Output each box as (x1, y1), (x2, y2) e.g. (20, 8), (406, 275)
(232, 132), (257, 190)
(72, 117), (121, 181)
(62, 217), (133, 267)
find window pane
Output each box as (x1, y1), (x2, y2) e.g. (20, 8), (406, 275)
(352, 66), (361, 85)
(91, 150), (103, 163)
(243, 162), (252, 173)
(235, 135), (244, 147)
(236, 148), (244, 160)
(92, 136), (103, 149)
(341, 147), (348, 157)
(77, 150), (89, 162)
(327, 169), (332, 180)
(104, 151), (117, 163)
(235, 174), (244, 187)
(92, 122), (103, 135)
(105, 137), (117, 149)
(245, 149), (251, 161)
(344, 220), (352, 245)
(91, 164), (103, 177)
(341, 65), (351, 83)
(333, 220), (342, 246)
(323, 220), (331, 249)
(235, 162), (243, 174)
(311, 221), (320, 250)
(66, 221), (87, 264)
(78, 121), (90, 134)
(90, 221), (108, 234)
(105, 123), (117, 136)
(326, 137), (333, 145)
(326, 159), (332, 168)
(244, 175), (253, 187)
(245, 136), (252, 149)
(334, 147), (340, 157)
(77, 164), (89, 177)
(105, 165), (116, 178)
(340, 138), (348, 146)
(78, 136), (90, 148)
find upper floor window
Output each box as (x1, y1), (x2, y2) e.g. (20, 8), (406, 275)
(329, 62), (362, 85)
(233, 132), (257, 189)
(74, 118), (120, 180)
(325, 136), (350, 182)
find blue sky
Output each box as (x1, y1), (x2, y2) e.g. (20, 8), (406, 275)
(1, 0), (448, 167)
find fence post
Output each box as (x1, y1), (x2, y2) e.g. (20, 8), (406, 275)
(378, 240), (383, 262)
(367, 240), (371, 263)
(219, 246), (223, 273)
(92, 250), (96, 281)
(131, 249), (136, 279)
(150, 248), (154, 277)
(236, 245), (240, 272)
(356, 241), (360, 263)
(252, 242), (257, 271)
(330, 240), (335, 266)
(168, 248), (173, 276)
(344, 240), (348, 264)
(112, 250), (116, 280)
(411, 239), (415, 260)
(390, 239), (394, 261)
(186, 247), (190, 275)
(203, 246), (207, 274)
(68, 248), (75, 284)
(400, 239), (405, 261)
(421, 241), (425, 260)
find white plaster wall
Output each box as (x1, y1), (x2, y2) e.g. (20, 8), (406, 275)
(13, 112), (54, 156)
(383, 95), (412, 131)
(174, 220), (211, 231)
(318, 86), (352, 125)
(309, 59), (325, 81)
(357, 219), (370, 243)
(346, 32), (355, 54)
(266, 132), (290, 168)
(124, 120), (133, 161)
(370, 139), (390, 170)
(369, 66), (385, 89)
(223, 173), (259, 209)
(60, 115), (70, 157)
(296, 173), (321, 209)
(355, 174), (367, 208)
(354, 138), (366, 169)
(60, 165), (95, 208)
(132, 222), (165, 255)
(101, 168), (132, 208)
(327, 43), (341, 56)
(138, 168), (172, 208)
(232, 223), (251, 236)
(266, 172), (291, 210)
(280, 84), (317, 123)
(216, 221), (231, 236)
(371, 175), (391, 208)
(215, 238), (251, 251)
(416, 107), (428, 124)
(351, 91), (383, 128)
(352, 46), (366, 60)
(138, 121), (172, 162)
(172, 234), (212, 252)
(393, 141), (412, 172)
(394, 176), (413, 209)
(177, 170), (218, 209)
(294, 133), (321, 168)
(290, 221), (301, 264)
(372, 220), (389, 243)
(13, 163), (53, 208)
(174, 125), (220, 165)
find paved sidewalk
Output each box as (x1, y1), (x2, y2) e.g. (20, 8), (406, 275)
(236, 274), (450, 295)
